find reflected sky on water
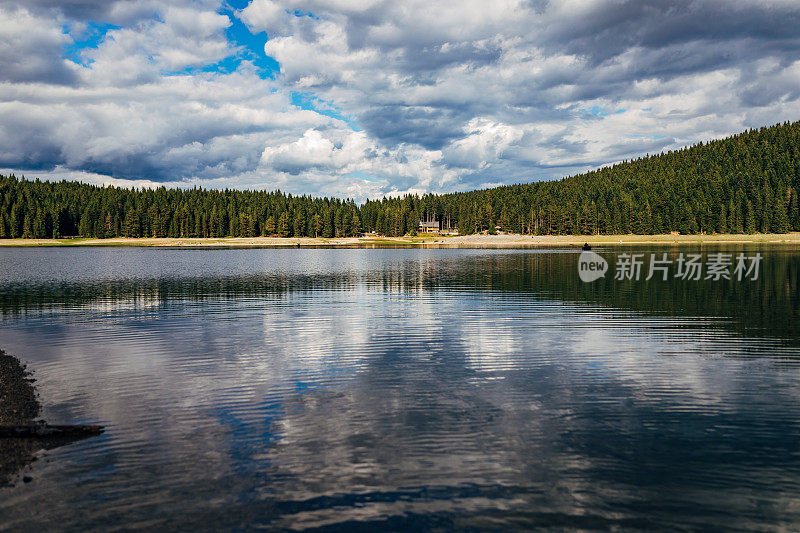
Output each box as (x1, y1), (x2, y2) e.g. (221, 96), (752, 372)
(0, 247), (799, 531)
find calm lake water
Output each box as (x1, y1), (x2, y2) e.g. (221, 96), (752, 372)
(1, 246), (799, 531)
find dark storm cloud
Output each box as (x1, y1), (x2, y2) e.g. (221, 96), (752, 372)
(359, 106), (470, 150)
(399, 42), (502, 75)
(541, 0), (800, 62)
(0, 0), (159, 23)
(0, 148), (63, 172)
(0, 47), (78, 85)
(0, 0), (112, 17)
(506, 0), (800, 105)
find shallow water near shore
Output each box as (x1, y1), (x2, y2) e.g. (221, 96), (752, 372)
(1, 246), (799, 531)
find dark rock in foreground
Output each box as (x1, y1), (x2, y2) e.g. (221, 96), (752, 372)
(0, 425), (104, 438)
(0, 349), (103, 486)
(0, 350), (40, 426)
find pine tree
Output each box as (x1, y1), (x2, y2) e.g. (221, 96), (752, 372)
(773, 188), (790, 233)
(745, 200), (757, 233)
(717, 205), (727, 234)
(278, 211), (290, 238)
(789, 187), (800, 230)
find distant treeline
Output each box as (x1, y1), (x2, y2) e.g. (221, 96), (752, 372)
(1, 121), (799, 238)
(0, 181), (364, 239)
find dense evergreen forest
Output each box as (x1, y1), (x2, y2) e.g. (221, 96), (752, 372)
(1, 121), (799, 239)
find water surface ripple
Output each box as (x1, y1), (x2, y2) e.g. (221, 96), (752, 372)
(0, 247), (799, 531)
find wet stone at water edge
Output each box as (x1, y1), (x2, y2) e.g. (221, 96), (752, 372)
(0, 349), (42, 485)
(0, 350), (41, 424)
(0, 349), (102, 486)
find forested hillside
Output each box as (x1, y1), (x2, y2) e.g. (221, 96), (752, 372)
(362, 120), (800, 236)
(1, 121), (799, 238)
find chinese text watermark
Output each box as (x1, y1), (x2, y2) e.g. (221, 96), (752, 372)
(579, 252), (762, 282)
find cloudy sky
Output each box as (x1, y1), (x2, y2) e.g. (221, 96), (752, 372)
(1, 0), (799, 200)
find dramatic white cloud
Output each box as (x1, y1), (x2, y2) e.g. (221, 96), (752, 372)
(0, 0), (799, 200)
(0, 7), (78, 84)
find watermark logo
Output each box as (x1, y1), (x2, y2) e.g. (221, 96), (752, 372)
(578, 251), (762, 282)
(578, 250), (609, 282)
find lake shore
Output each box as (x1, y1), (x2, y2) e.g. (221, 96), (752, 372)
(0, 232), (799, 248)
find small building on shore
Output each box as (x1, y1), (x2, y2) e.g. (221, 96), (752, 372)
(419, 220), (441, 233)
(418, 214), (458, 234)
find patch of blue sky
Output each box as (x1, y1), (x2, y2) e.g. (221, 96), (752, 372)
(581, 106), (607, 117)
(163, 5), (280, 78)
(62, 21), (120, 66)
(631, 134), (668, 140)
(224, 9), (281, 78)
(346, 170), (382, 182)
(580, 106), (626, 117)
(291, 91), (361, 131)
(291, 9), (318, 19)
(163, 56), (246, 77)
(207, 6), (280, 79)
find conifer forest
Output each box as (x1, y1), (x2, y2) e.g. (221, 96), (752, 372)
(2, 121), (799, 239)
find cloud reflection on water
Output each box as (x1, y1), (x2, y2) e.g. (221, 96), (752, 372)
(0, 248), (799, 530)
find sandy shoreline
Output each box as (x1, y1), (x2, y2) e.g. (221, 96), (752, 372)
(0, 233), (799, 248)
(443, 233), (800, 246)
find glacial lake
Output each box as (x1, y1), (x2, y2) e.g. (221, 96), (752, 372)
(0, 246), (799, 531)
